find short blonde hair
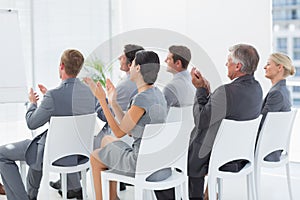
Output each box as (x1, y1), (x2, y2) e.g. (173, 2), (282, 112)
(270, 53), (295, 77)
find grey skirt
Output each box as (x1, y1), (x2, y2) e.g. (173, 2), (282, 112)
(98, 140), (172, 181)
(99, 140), (137, 177)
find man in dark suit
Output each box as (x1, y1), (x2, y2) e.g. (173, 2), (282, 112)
(188, 44), (263, 199)
(155, 44), (263, 200)
(0, 49), (104, 200)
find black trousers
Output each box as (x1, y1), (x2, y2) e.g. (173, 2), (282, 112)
(154, 176), (205, 200)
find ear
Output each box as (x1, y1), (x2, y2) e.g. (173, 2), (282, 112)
(277, 64), (284, 71)
(60, 62), (65, 70)
(175, 60), (182, 69)
(235, 62), (242, 71)
(135, 64), (141, 72)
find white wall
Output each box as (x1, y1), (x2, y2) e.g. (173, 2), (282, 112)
(116, 0), (272, 93)
(0, 0), (112, 122)
(0, 0), (272, 92)
(32, 0), (111, 89)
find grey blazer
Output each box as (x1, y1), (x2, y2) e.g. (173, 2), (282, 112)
(260, 79), (291, 130)
(163, 70), (195, 108)
(115, 74), (138, 111)
(188, 75), (263, 177)
(25, 78), (103, 171)
(259, 79), (291, 161)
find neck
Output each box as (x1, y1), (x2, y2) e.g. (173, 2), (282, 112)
(230, 72), (247, 80)
(137, 83), (152, 93)
(61, 74), (75, 81)
(178, 68), (186, 72)
(174, 67), (185, 74)
(271, 77), (284, 86)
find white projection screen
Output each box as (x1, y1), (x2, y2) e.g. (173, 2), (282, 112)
(0, 9), (27, 103)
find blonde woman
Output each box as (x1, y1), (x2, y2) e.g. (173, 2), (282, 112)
(260, 52), (295, 161)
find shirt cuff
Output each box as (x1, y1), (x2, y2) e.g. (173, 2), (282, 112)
(196, 87), (210, 104)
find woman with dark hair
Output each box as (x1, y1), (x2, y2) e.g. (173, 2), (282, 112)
(84, 50), (167, 200)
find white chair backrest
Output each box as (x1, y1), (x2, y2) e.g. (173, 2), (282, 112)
(209, 116), (262, 173)
(43, 113), (96, 166)
(135, 120), (194, 181)
(166, 106), (193, 122)
(255, 110), (297, 161)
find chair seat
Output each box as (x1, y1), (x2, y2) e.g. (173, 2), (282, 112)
(102, 169), (186, 190)
(260, 155), (289, 168)
(47, 162), (90, 174)
(215, 163), (254, 179)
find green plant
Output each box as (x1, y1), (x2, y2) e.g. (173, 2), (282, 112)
(84, 59), (107, 87)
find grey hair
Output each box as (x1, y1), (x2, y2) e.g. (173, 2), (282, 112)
(229, 44), (260, 74)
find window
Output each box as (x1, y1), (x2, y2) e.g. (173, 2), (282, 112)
(293, 86), (300, 92)
(293, 98), (300, 107)
(293, 51), (300, 60)
(276, 38), (287, 53)
(273, 10), (287, 20)
(295, 67), (300, 77)
(273, 0), (285, 6)
(287, 0), (299, 5)
(292, 10), (297, 19)
(294, 38), (300, 48)
(277, 38), (287, 48)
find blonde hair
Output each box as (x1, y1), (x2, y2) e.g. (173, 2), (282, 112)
(270, 53), (295, 77)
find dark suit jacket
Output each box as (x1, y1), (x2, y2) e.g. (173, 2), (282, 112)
(25, 78), (105, 171)
(188, 75), (262, 177)
(259, 79), (291, 161)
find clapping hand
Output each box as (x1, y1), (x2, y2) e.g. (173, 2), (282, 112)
(83, 77), (106, 101)
(191, 67), (211, 93)
(28, 88), (39, 104)
(105, 79), (117, 105)
(38, 84), (48, 95)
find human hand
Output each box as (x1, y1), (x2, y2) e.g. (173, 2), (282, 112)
(190, 67), (211, 92)
(38, 84), (47, 95)
(28, 88), (39, 104)
(202, 76), (211, 94)
(83, 77), (106, 101)
(105, 79), (117, 105)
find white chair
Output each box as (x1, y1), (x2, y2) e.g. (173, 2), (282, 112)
(208, 116), (262, 200)
(42, 113), (96, 200)
(166, 105), (193, 122)
(255, 110), (297, 200)
(101, 120), (194, 200)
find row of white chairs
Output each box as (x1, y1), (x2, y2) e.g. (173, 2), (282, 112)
(20, 107), (194, 200)
(208, 110), (297, 200)
(103, 108), (297, 200)
(20, 107), (297, 200)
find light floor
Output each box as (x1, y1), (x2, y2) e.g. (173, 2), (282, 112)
(0, 162), (300, 200)
(0, 118), (299, 199)
(0, 163), (299, 200)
